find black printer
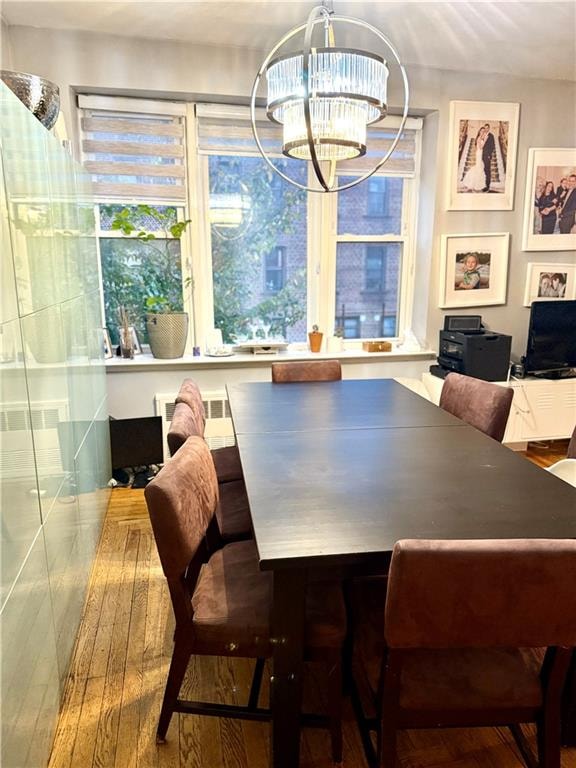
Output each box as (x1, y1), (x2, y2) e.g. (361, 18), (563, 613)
(430, 316), (512, 382)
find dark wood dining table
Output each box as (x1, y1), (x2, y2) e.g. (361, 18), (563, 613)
(226, 379), (576, 768)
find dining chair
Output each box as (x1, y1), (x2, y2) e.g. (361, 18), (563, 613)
(439, 372), (513, 441)
(145, 436), (346, 762)
(271, 359), (342, 383)
(171, 379), (251, 542)
(176, 378), (244, 483)
(351, 538), (576, 768)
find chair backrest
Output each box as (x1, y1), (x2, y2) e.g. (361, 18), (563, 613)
(384, 538), (576, 649)
(567, 423), (576, 459)
(439, 372), (513, 442)
(271, 360), (342, 383)
(167, 402), (202, 456)
(175, 379), (206, 436)
(145, 436), (218, 583)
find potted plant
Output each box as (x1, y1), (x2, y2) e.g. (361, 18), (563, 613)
(308, 324), (323, 353)
(111, 206), (191, 359)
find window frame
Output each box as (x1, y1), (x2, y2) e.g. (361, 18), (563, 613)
(82, 97), (422, 352)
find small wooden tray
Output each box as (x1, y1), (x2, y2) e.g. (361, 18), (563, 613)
(362, 341), (392, 353)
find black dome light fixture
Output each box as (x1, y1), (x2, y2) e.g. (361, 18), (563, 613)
(250, 2), (410, 193)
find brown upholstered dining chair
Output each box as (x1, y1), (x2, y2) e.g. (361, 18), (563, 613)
(271, 359), (342, 383)
(176, 378), (243, 483)
(351, 538), (576, 768)
(439, 372), (513, 442)
(145, 436), (346, 762)
(169, 380), (251, 543)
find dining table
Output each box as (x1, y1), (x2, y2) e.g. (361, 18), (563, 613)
(226, 378), (576, 768)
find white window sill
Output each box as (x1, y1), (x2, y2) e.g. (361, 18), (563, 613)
(105, 347), (435, 373)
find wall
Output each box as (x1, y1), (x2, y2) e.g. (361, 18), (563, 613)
(0, 16), (14, 69)
(6, 24), (575, 360)
(0, 83), (110, 767)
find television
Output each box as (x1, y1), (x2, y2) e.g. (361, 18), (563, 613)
(523, 300), (576, 378)
(109, 416), (163, 470)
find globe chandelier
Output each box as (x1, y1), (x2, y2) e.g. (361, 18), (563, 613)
(250, 1), (410, 193)
(209, 178), (252, 241)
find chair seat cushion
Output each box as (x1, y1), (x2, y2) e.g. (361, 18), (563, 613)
(212, 445), (243, 484)
(192, 540), (346, 655)
(216, 480), (252, 540)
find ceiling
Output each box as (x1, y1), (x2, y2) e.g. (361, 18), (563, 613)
(2, 1), (575, 81)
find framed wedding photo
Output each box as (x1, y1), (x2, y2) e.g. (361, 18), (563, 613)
(521, 148), (576, 251)
(439, 232), (510, 308)
(523, 262), (576, 306)
(446, 101), (520, 211)
(100, 328), (113, 359)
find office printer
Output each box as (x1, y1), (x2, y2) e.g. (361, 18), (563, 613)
(430, 315), (512, 382)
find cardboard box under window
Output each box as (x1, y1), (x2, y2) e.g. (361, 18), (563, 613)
(362, 341), (392, 352)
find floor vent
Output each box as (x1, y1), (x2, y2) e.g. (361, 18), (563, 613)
(154, 390), (235, 461)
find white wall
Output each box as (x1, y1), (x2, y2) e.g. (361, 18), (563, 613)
(7, 23), (576, 364)
(1, 16), (14, 68)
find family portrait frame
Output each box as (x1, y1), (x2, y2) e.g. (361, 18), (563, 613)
(521, 147), (576, 251)
(439, 232), (510, 309)
(100, 328), (113, 359)
(523, 262), (576, 306)
(446, 100), (520, 211)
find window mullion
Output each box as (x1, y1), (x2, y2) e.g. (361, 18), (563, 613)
(186, 107), (214, 351)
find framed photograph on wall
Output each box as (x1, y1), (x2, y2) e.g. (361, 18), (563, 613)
(446, 101), (520, 211)
(100, 328), (113, 359)
(521, 148), (576, 251)
(439, 232), (510, 308)
(523, 262), (576, 306)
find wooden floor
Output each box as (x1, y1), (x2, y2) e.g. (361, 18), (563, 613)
(48, 440), (575, 768)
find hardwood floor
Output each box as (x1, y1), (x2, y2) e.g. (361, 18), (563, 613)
(48, 441), (575, 768)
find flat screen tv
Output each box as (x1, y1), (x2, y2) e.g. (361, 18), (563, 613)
(523, 300), (576, 378)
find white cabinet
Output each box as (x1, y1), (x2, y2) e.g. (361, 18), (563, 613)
(421, 373), (576, 449)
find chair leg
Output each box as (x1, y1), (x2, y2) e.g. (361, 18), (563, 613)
(157, 640), (192, 743)
(378, 721), (397, 768)
(537, 712), (562, 768)
(248, 658), (265, 710)
(327, 661), (343, 765)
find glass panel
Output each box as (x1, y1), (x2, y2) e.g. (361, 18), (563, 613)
(1, 533), (60, 767)
(335, 242), (401, 339)
(209, 155), (307, 343)
(337, 175), (403, 235)
(100, 236), (182, 345)
(0, 320), (43, 608)
(99, 204), (178, 231)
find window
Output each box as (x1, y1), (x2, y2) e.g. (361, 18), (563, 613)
(265, 247), (286, 293)
(365, 245), (386, 292)
(79, 97), (190, 346)
(80, 98), (421, 350)
(97, 205), (184, 345)
(367, 178), (389, 217)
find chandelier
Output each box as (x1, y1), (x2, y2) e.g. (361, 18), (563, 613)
(250, 3), (409, 193)
(209, 171), (252, 240)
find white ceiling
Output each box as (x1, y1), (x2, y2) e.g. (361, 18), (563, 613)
(2, 1), (575, 81)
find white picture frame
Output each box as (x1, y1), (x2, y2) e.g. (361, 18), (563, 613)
(521, 148), (576, 251)
(446, 101), (520, 211)
(523, 262), (576, 306)
(100, 328), (113, 359)
(439, 232), (510, 308)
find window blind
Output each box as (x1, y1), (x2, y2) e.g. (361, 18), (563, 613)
(78, 97), (187, 200)
(196, 104), (421, 175)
